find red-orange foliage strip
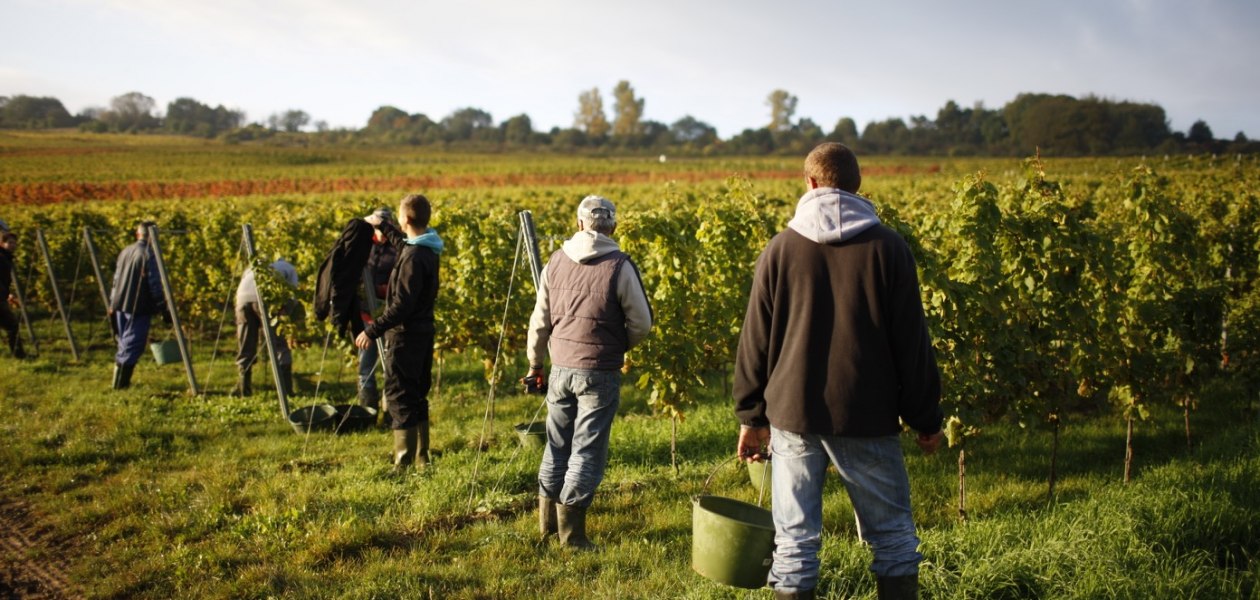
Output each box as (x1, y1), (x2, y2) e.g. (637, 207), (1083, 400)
(0, 165), (938, 205)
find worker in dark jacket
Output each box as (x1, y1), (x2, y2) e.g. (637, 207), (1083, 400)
(1, 230), (26, 359)
(358, 207), (398, 409)
(734, 143), (943, 600)
(354, 194), (443, 471)
(109, 222), (168, 389)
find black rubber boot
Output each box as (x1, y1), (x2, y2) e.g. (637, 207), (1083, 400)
(235, 368), (252, 397)
(538, 496), (558, 541)
(357, 383), (379, 409)
(556, 504), (596, 551)
(877, 574), (919, 600)
(416, 420), (430, 467)
(278, 364), (294, 397)
(113, 363), (134, 390)
(392, 426), (419, 472)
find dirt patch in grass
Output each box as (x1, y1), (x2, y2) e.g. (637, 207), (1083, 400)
(0, 497), (81, 599)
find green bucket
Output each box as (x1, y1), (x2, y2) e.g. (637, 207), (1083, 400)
(150, 339), (180, 365)
(332, 404), (378, 434)
(288, 404), (337, 434)
(691, 494), (776, 589)
(514, 421), (546, 449)
(747, 460), (772, 497)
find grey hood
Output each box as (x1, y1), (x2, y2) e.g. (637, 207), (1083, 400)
(562, 229), (621, 263)
(787, 187), (881, 244)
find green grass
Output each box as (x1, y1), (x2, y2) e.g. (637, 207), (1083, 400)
(1, 329), (1258, 599)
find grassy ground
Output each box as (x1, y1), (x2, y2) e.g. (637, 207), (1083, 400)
(1, 328), (1258, 599)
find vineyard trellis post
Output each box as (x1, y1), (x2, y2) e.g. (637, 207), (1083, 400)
(82, 227), (117, 342)
(241, 224), (290, 418)
(518, 210), (543, 288)
(147, 224), (199, 395)
(8, 257), (38, 355)
(35, 229), (79, 361)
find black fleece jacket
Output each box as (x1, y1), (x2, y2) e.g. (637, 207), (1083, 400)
(313, 219), (375, 336)
(733, 225), (942, 437)
(0, 247), (13, 298)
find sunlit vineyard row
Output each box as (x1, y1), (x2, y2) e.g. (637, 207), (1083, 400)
(3, 133), (1258, 460)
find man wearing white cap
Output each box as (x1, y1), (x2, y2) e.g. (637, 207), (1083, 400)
(526, 195), (653, 550)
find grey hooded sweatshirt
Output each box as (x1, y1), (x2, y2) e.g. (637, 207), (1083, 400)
(527, 229), (652, 371)
(734, 187), (942, 437)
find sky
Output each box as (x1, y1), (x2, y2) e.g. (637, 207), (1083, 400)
(2, 0), (1258, 139)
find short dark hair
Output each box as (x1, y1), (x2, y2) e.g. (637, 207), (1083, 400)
(399, 194), (431, 230)
(804, 143), (862, 193)
(1, 231), (16, 244)
(135, 221), (156, 239)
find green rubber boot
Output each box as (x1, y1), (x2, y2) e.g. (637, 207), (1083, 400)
(556, 504), (596, 551)
(877, 574), (919, 600)
(392, 426), (419, 471)
(538, 496), (558, 541)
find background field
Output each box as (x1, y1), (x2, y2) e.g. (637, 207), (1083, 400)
(0, 132), (1258, 599)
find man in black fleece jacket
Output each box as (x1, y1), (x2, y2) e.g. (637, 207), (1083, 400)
(355, 194), (443, 470)
(734, 143), (942, 600)
(1, 231), (26, 359)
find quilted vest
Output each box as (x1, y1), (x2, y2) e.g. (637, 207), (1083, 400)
(546, 250), (630, 370)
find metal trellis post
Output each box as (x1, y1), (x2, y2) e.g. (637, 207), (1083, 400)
(242, 224), (290, 418)
(83, 227), (117, 341)
(35, 229), (79, 360)
(146, 224), (200, 395)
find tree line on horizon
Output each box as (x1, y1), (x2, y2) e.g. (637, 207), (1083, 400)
(1, 82), (1255, 157)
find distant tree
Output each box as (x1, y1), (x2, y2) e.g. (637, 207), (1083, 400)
(639, 120), (671, 147)
(367, 106), (411, 131)
(552, 126), (589, 149)
(977, 107), (1010, 151)
(727, 127), (774, 154)
(1112, 102), (1169, 152)
(611, 80), (645, 139)
(440, 107), (495, 141)
(828, 117), (860, 147)
(1004, 93), (1174, 156)
(861, 118), (910, 154)
(773, 117), (825, 155)
(105, 91), (158, 131)
(669, 115), (717, 146)
(165, 97), (243, 137)
(766, 89), (797, 132)
(501, 113), (534, 145)
(279, 109), (310, 132)
(315, 120), (329, 132)
(1187, 120), (1214, 144)
(934, 100), (988, 153)
(575, 87), (610, 139)
(1235, 131), (1249, 143)
(0, 95), (74, 128)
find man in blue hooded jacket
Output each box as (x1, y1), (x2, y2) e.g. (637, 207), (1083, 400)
(354, 194), (443, 471)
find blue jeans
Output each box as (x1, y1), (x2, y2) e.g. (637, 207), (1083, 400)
(358, 342), (379, 391)
(767, 426), (923, 593)
(537, 367), (621, 508)
(114, 312), (152, 366)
